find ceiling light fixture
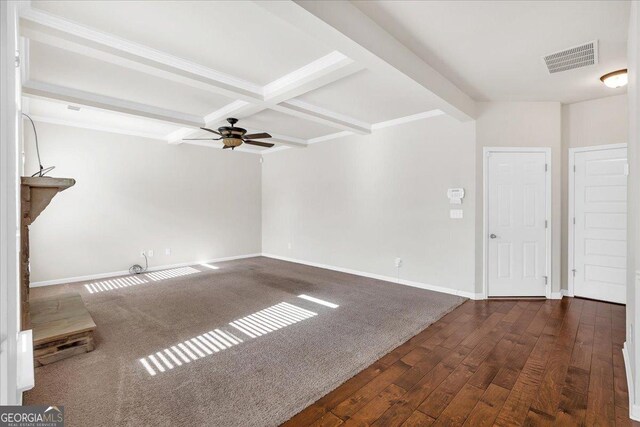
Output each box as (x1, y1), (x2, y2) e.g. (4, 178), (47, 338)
(600, 69), (628, 88)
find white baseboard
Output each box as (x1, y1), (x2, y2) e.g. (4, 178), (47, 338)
(261, 253), (483, 300)
(561, 289), (573, 297)
(549, 291), (563, 300)
(30, 253), (262, 287)
(623, 342), (640, 421)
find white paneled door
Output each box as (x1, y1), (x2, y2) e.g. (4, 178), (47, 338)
(572, 146), (627, 304)
(487, 151), (548, 297)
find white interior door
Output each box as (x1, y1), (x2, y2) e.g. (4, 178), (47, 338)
(487, 151), (548, 297)
(573, 146), (627, 304)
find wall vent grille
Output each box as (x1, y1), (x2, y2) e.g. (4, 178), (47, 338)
(543, 40), (598, 74)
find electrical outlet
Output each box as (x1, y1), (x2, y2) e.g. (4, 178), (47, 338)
(148, 250), (154, 257)
(165, 248), (171, 256)
(395, 258), (403, 268)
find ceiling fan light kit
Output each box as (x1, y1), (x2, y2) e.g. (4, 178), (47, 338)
(183, 117), (274, 150)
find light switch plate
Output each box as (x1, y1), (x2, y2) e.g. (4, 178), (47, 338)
(450, 209), (463, 219)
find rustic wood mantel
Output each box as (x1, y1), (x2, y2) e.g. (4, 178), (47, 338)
(20, 176), (75, 330)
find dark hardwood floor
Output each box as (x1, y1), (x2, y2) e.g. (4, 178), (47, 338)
(283, 298), (638, 426)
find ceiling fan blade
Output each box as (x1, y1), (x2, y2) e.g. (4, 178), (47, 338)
(182, 138), (221, 140)
(244, 140), (275, 148)
(201, 127), (222, 136)
(243, 132), (271, 140)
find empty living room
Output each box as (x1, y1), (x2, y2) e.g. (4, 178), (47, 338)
(2, 0), (640, 426)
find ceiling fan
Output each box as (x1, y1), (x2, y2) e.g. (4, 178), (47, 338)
(183, 117), (274, 150)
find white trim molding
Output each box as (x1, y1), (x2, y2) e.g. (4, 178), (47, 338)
(261, 253), (482, 300)
(30, 253), (262, 287)
(623, 342), (640, 421)
(567, 143), (627, 299)
(1, 0), (24, 405)
(482, 147), (553, 299)
(16, 330), (34, 393)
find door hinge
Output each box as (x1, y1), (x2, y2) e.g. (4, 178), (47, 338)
(15, 53), (20, 68)
(545, 220), (548, 228)
(543, 276), (548, 285)
(573, 217), (575, 225)
(545, 163), (548, 172)
(572, 269), (576, 277)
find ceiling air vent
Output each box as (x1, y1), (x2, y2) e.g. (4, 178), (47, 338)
(543, 40), (598, 74)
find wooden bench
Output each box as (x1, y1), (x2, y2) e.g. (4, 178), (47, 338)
(30, 293), (96, 367)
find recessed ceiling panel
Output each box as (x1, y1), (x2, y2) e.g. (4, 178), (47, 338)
(26, 97), (181, 140)
(203, 109), (338, 141)
(29, 41), (233, 117)
(32, 0), (333, 86)
(295, 70), (441, 124)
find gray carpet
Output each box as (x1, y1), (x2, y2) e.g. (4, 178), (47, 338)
(25, 257), (464, 427)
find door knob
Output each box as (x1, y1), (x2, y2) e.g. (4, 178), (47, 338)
(490, 234), (497, 239)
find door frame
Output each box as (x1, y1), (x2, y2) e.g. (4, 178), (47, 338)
(567, 143), (627, 298)
(482, 147), (552, 299)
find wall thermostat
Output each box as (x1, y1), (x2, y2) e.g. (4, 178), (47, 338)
(447, 188), (465, 204)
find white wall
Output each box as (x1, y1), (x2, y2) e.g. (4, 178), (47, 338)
(561, 95), (628, 290)
(24, 122), (262, 284)
(262, 115), (477, 296)
(474, 102), (562, 296)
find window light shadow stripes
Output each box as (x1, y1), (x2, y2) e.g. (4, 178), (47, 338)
(139, 328), (242, 376)
(84, 275), (147, 294)
(138, 303), (317, 376)
(145, 266), (200, 281)
(84, 266), (201, 294)
(229, 302), (317, 339)
(298, 294), (339, 308)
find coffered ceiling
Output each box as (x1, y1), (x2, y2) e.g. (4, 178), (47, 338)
(19, 0), (472, 153)
(18, 1), (629, 154)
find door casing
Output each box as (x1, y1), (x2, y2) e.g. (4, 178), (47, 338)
(482, 147), (552, 299)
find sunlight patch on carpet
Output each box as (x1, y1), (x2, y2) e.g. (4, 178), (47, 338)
(84, 266), (201, 294)
(138, 302), (319, 376)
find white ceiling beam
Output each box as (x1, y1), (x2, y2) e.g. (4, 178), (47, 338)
(20, 7), (371, 134)
(372, 110), (445, 130)
(274, 99), (370, 134)
(256, 1), (476, 121)
(28, 114), (170, 141)
(168, 52), (369, 145)
(22, 82), (306, 150)
(263, 51), (363, 103)
(19, 7), (263, 100)
(23, 80), (204, 128)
